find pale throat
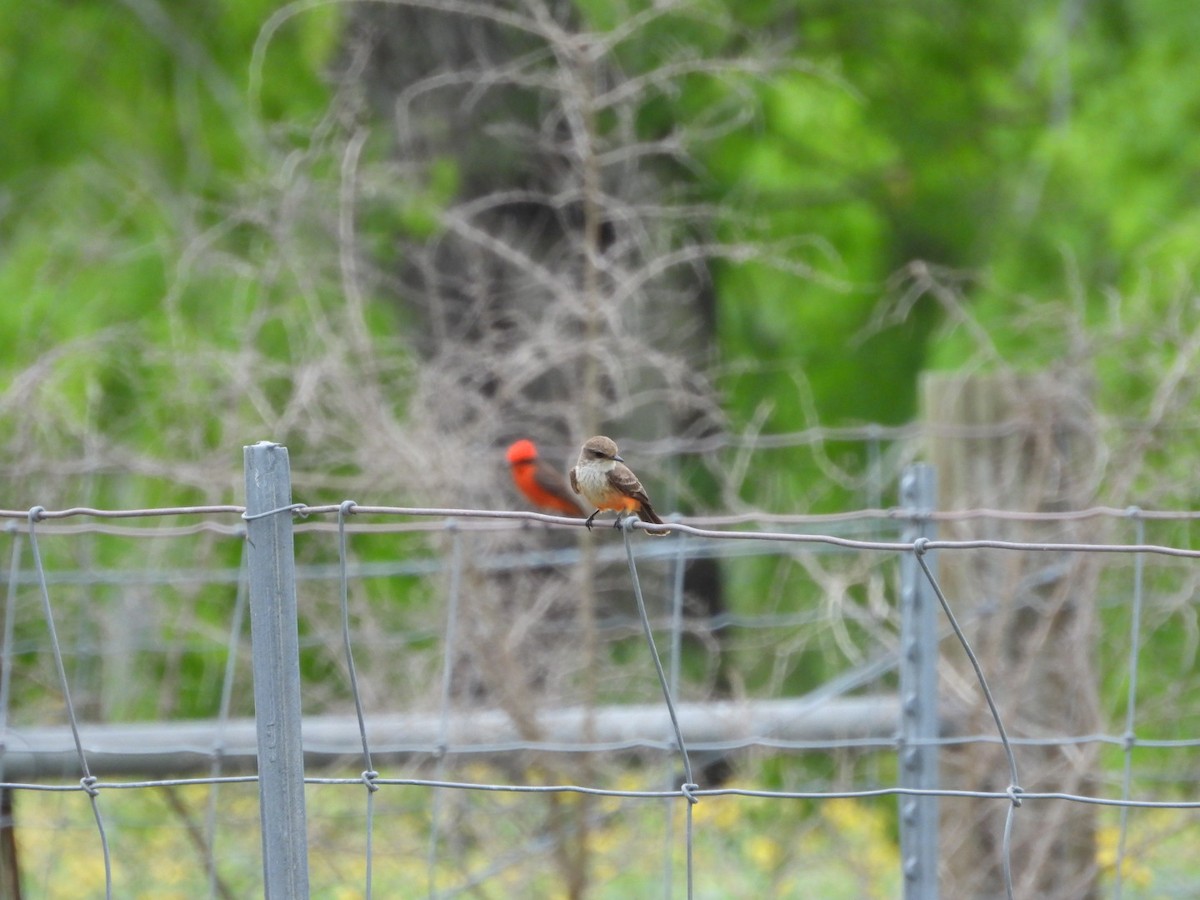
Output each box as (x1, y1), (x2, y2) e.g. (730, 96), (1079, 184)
(576, 459), (615, 494)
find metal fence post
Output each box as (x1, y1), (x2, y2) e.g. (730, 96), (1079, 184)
(243, 441), (310, 899)
(899, 464), (939, 900)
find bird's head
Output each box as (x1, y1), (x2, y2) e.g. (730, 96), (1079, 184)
(580, 435), (623, 463)
(505, 439), (539, 465)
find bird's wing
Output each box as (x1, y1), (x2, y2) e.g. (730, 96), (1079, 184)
(569, 467), (580, 494)
(610, 463), (667, 531)
(608, 463), (652, 505)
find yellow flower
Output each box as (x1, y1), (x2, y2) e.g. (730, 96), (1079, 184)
(821, 798), (862, 831)
(745, 834), (783, 870)
(1095, 824), (1153, 887)
(692, 797), (740, 831)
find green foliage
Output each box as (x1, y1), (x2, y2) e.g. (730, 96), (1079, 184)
(0, 0), (378, 727)
(393, 156), (462, 240)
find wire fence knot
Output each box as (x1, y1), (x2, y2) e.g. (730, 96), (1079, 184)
(680, 782), (700, 805)
(912, 536), (930, 556)
(241, 502), (308, 522)
(27, 506), (46, 525)
(1006, 784), (1024, 808)
(80, 775), (100, 797)
(339, 500), (358, 517)
(361, 770), (380, 793)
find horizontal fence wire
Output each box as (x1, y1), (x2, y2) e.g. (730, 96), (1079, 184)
(5, 504), (1200, 553)
(2, 498), (1199, 898)
(7, 501), (1200, 522)
(1, 776), (1199, 809)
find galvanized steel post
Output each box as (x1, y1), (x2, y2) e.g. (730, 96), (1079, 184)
(899, 464), (939, 900)
(243, 441), (310, 898)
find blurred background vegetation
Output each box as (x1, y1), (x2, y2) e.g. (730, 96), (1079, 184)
(3, 0), (1200, 896)
(5, 0), (1199, 507)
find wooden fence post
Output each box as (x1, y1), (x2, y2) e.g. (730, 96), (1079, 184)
(923, 371), (1102, 899)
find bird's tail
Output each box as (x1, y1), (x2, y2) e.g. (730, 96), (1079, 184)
(638, 502), (671, 537)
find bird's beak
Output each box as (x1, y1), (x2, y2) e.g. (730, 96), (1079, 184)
(613, 454), (624, 463)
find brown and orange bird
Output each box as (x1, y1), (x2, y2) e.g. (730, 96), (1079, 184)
(569, 435), (670, 536)
(506, 439), (588, 517)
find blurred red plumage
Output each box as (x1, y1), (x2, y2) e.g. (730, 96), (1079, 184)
(505, 439), (587, 517)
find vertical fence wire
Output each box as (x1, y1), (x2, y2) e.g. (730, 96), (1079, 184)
(26, 508), (113, 899)
(621, 522), (696, 900)
(865, 429), (885, 792)
(427, 521), (464, 898)
(0, 527), (18, 899)
(662, 529), (688, 900)
(1, 529), (21, 778)
(336, 501), (379, 899)
(914, 540), (1021, 900)
(1113, 509), (1146, 899)
(205, 538), (249, 900)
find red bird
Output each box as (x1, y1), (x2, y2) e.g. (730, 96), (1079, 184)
(506, 439), (588, 517)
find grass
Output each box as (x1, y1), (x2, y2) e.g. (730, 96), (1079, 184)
(9, 767), (1200, 897)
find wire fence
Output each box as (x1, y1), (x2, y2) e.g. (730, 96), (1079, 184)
(2, 443), (1200, 898)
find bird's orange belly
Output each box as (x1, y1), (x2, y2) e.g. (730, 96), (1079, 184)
(594, 494), (640, 512)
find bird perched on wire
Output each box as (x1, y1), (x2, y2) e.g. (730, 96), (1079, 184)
(505, 439), (588, 517)
(569, 435), (670, 536)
